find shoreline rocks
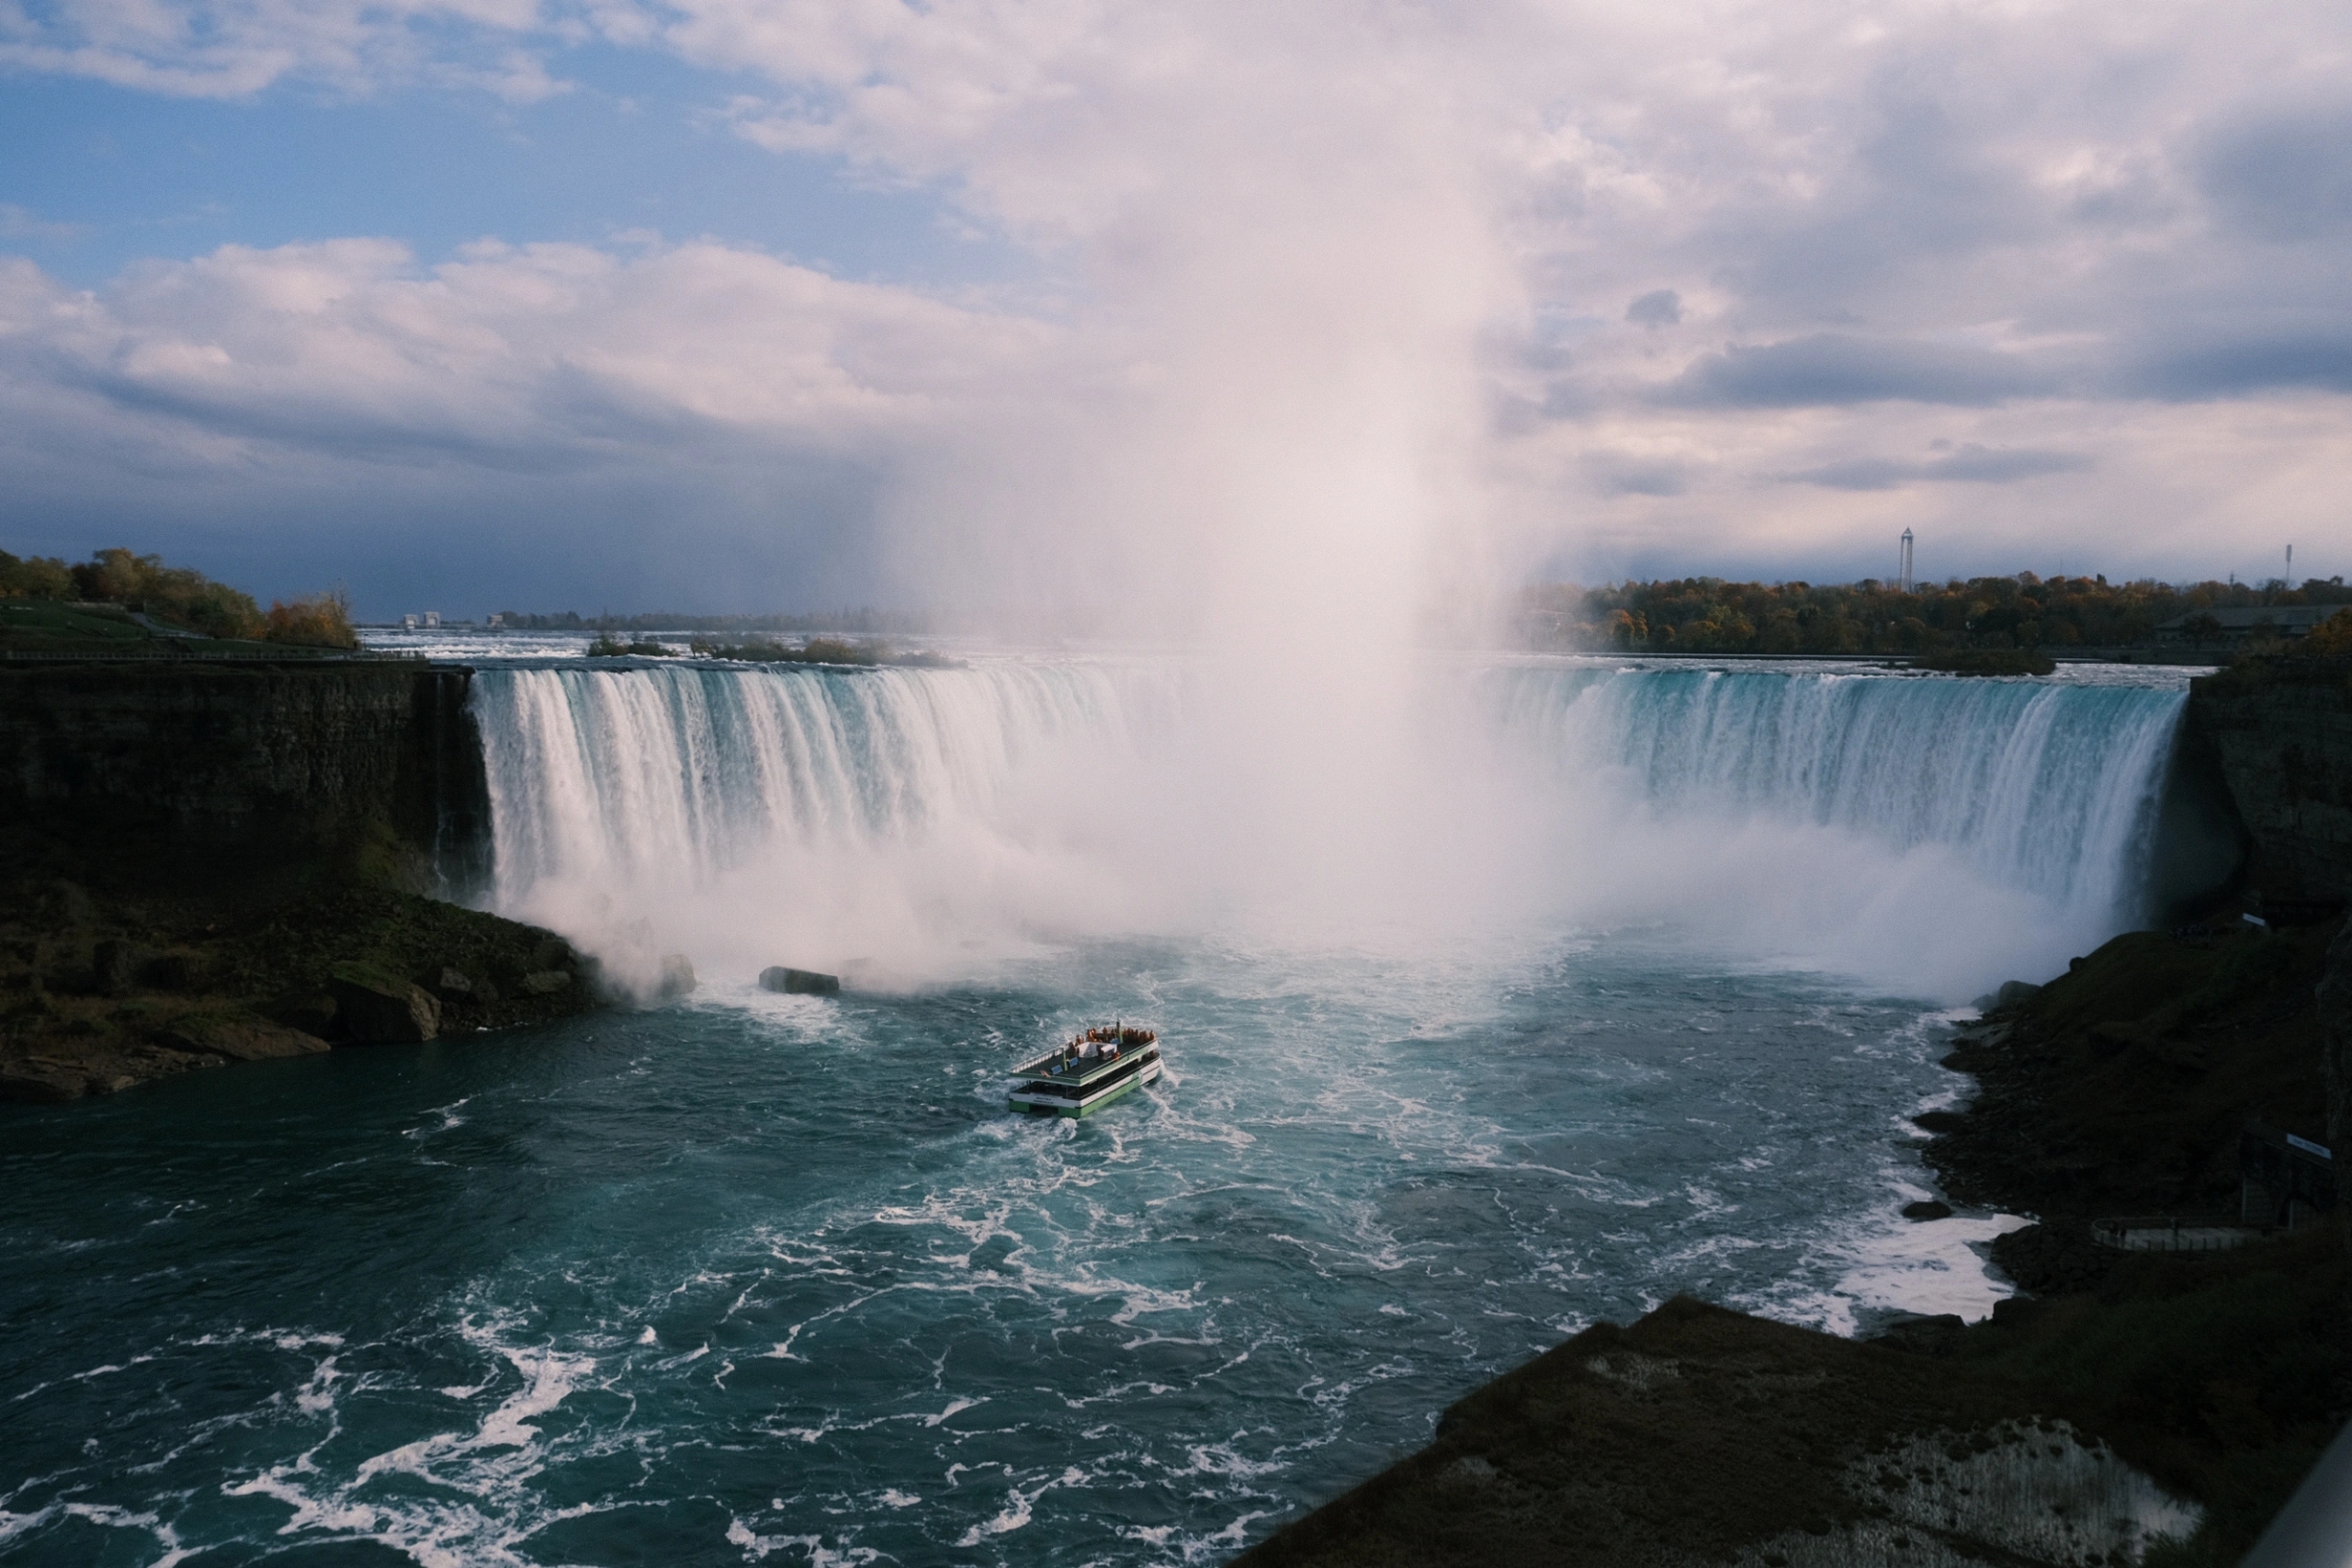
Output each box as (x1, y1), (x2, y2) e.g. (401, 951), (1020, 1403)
(0, 874), (606, 1102)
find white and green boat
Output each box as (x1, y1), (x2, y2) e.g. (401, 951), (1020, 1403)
(1007, 1027), (1164, 1117)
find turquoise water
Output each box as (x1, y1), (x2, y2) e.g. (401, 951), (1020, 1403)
(1, 652), (2203, 1565)
(4, 933), (1992, 1566)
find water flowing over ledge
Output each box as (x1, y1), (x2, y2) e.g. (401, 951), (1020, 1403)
(1491, 665), (2191, 925)
(467, 657), (2208, 1000)
(475, 661), (1134, 905)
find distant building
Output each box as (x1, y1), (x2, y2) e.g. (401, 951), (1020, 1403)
(2155, 605), (2340, 644)
(486, 613), (504, 629)
(402, 613), (418, 631)
(423, 610), (441, 628)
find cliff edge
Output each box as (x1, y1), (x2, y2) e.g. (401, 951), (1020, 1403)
(2187, 653), (2352, 910)
(0, 660), (600, 1102)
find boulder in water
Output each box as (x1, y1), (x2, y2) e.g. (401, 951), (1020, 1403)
(657, 954), (697, 998)
(759, 966), (840, 996)
(330, 964), (441, 1043)
(163, 1012), (331, 1062)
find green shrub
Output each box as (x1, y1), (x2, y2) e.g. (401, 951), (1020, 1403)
(0, 551), (73, 599)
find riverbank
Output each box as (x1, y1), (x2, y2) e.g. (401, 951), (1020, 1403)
(0, 868), (605, 1103)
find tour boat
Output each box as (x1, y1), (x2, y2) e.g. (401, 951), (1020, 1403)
(1007, 1025), (1164, 1117)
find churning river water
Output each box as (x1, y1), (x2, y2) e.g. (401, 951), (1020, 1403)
(0, 648), (2211, 1567)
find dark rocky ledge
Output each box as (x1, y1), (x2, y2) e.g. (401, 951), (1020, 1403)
(0, 660), (600, 1102)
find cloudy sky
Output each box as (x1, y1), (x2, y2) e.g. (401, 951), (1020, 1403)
(2, 0), (2347, 621)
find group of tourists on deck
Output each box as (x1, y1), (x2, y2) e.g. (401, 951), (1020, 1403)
(1055, 1023), (1156, 1069)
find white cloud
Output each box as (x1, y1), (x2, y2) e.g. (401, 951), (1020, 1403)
(0, 0), (558, 97)
(0, 204), (91, 242)
(0, 235), (1065, 455)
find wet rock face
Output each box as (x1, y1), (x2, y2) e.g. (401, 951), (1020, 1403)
(0, 662), (489, 894)
(2188, 657), (2352, 906)
(329, 966), (442, 1043)
(160, 1012), (330, 1062)
(2321, 921), (2352, 1241)
(759, 966), (840, 995)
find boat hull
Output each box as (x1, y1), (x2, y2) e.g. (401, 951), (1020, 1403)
(1008, 1055), (1163, 1117)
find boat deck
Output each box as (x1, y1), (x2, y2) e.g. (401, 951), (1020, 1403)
(1009, 1039), (1164, 1117)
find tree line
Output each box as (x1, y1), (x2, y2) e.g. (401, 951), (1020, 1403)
(496, 608), (919, 633)
(0, 547), (358, 649)
(1522, 574), (2352, 655)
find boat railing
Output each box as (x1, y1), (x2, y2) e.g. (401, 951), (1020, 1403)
(1017, 1044), (1156, 1086)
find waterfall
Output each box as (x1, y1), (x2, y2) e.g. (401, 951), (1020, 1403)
(466, 657), (2213, 999)
(473, 661), (1139, 900)
(1491, 666), (2192, 928)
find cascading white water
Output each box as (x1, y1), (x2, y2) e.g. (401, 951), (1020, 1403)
(471, 659), (1183, 991)
(468, 657), (2201, 1001)
(1491, 665), (2188, 924)
(478, 662), (1138, 897)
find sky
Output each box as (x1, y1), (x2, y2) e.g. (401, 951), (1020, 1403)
(1, 0), (2348, 622)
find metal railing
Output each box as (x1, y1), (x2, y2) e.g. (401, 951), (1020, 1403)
(0, 649), (426, 664)
(2089, 1215), (2263, 1253)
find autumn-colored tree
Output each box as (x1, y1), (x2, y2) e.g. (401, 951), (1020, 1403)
(264, 591), (359, 649)
(2302, 608), (2352, 656)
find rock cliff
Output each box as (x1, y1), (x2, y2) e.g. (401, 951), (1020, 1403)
(0, 660), (598, 1103)
(2188, 654), (2352, 908)
(0, 660), (489, 894)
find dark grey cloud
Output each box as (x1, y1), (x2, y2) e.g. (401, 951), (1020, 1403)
(1786, 444), (2091, 491)
(1591, 461), (1691, 497)
(1661, 333), (2056, 408)
(2197, 109), (2352, 242)
(2121, 333), (2352, 400)
(1626, 288), (1681, 326)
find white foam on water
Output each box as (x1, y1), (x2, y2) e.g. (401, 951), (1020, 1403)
(952, 1464), (1085, 1547)
(208, 1308), (607, 1568)
(55, 1502), (193, 1566)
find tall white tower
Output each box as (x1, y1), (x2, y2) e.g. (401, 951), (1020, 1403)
(1899, 528), (1915, 594)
